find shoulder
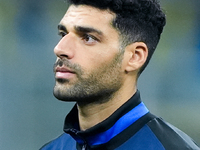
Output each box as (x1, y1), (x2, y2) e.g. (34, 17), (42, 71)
(116, 117), (200, 150)
(40, 133), (76, 150)
(146, 117), (200, 150)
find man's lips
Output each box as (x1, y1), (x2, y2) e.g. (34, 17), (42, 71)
(55, 67), (75, 79)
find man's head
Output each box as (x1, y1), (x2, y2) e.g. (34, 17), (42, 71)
(67, 0), (166, 74)
(53, 0), (166, 103)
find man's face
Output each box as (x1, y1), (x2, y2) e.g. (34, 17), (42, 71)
(53, 5), (125, 103)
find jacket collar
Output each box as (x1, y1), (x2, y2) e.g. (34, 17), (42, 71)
(63, 90), (149, 148)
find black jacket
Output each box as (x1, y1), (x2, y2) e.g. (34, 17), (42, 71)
(41, 91), (200, 150)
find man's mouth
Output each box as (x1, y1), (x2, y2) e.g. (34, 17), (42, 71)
(55, 67), (76, 79)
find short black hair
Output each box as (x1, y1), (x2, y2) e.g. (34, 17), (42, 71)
(67, 0), (166, 75)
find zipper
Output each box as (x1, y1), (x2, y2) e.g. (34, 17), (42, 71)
(82, 144), (87, 150)
(69, 129), (88, 150)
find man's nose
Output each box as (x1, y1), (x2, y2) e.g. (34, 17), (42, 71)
(54, 33), (75, 59)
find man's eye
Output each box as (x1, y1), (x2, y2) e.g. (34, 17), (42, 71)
(58, 32), (67, 38)
(82, 34), (99, 44)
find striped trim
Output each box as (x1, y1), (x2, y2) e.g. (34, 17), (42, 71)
(86, 102), (149, 146)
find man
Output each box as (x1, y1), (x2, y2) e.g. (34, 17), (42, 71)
(41, 0), (200, 149)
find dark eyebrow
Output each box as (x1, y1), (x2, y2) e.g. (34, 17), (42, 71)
(74, 25), (103, 36)
(58, 24), (103, 36)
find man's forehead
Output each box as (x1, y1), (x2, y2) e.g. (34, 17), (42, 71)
(61, 4), (115, 25)
(59, 4), (119, 41)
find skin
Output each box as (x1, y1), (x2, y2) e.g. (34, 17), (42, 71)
(53, 5), (148, 131)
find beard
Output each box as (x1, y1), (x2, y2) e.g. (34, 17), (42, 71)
(53, 52), (124, 104)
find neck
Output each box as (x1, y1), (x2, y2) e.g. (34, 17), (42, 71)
(77, 86), (137, 131)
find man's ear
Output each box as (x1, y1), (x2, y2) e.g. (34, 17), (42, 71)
(125, 42), (148, 73)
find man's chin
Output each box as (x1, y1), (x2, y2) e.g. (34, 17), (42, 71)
(53, 91), (75, 102)
(53, 86), (71, 102)
(53, 87), (115, 104)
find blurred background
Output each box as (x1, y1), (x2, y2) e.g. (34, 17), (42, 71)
(0, 0), (199, 149)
